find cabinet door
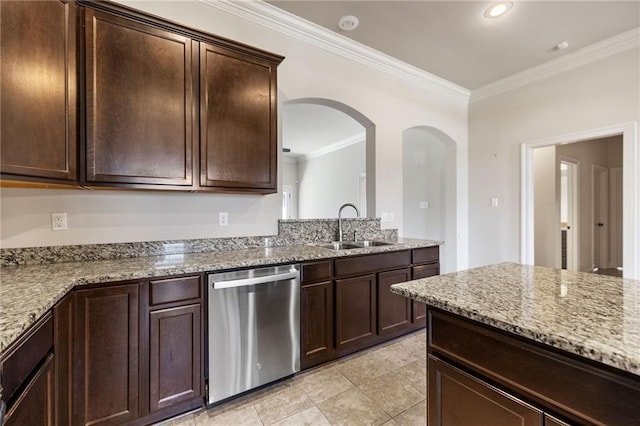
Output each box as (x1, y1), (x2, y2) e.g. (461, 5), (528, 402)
(73, 284), (139, 425)
(377, 268), (412, 337)
(0, 0), (77, 181)
(301, 281), (335, 369)
(148, 304), (202, 412)
(412, 263), (439, 325)
(335, 274), (376, 351)
(84, 9), (196, 187)
(428, 355), (543, 426)
(200, 43), (277, 192)
(4, 354), (55, 426)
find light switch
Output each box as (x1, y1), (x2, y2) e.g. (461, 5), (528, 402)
(419, 201), (429, 209)
(491, 198), (499, 207)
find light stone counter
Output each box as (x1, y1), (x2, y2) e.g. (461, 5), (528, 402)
(391, 262), (640, 376)
(0, 237), (440, 353)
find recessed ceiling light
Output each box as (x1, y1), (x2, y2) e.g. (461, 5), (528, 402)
(484, 2), (513, 19)
(338, 15), (359, 31)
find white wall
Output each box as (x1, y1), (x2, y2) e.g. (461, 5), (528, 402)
(0, 0), (469, 254)
(468, 48), (639, 269)
(298, 142), (365, 219)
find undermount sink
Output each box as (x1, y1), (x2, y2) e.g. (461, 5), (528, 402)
(317, 240), (395, 250)
(318, 241), (360, 250)
(352, 240), (394, 247)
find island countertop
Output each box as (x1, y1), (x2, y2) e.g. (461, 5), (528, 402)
(0, 237), (440, 353)
(391, 262), (640, 376)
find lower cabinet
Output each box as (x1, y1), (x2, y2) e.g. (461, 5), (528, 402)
(301, 280), (334, 367)
(1, 313), (55, 426)
(378, 268), (412, 336)
(300, 247), (440, 369)
(4, 354), (55, 426)
(72, 283), (140, 425)
(57, 275), (204, 425)
(427, 355), (543, 426)
(335, 274), (377, 351)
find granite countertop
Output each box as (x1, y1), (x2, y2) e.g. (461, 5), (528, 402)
(391, 262), (640, 376)
(0, 237), (439, 353)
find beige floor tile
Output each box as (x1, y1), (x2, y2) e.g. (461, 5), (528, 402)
(254, 385), (315, 425)
(394, 400), (427, 426)
(297, 367), (355, 403)
(272, 406), (331, 426)
(194, 405), (263, 426)
(381, 419), (400, 425)
(391, 359), (427, 395)
(335, 352), (393, 385)
(158, 412), (197, 426)
(318, 387), (390, 426)
(359, 370), (425, 417)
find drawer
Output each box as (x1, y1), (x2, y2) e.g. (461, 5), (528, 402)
(1, 313), (53, 402)
(412, 246), (439, 264)
(334, 250), (410, 278)
(149, 275), (201, 305)
(412, 263), (439, 279)
(301, 261), (333, 284)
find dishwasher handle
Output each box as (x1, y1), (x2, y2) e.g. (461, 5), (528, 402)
(211, 269), (299, 290)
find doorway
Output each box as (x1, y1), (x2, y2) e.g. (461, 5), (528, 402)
(522, 123), (638, 279)
(592, 165), (609, 271)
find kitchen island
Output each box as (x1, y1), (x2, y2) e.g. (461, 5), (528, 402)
(391, 262), (640, 425)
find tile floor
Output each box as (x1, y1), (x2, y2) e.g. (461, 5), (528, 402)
(163, 330), (427, 426)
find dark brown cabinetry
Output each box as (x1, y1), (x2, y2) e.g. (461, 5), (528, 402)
(335, 274), (377, 351)
(301, 261), (335, 368)
(84, 8), (196, 188)
(300, 246), (440, 370)
(411, 259), (439, 325)
(378, 268), (412, 337)
(427, 308), (640, 425)
(0, 0), (77, 183)
(60, 275), (203, 426)
(141, 276), (203, 419)
(428, 355), (543, 426)
(199, 44), (279, 193)
(72, 283), (140, 425)
(1, 313), (55, 426)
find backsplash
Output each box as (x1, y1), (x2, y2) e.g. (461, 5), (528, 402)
(1, 219), (397, 266)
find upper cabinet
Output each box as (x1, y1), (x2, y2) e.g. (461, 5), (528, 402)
(0, 0), (78, 183)
(199, 43), (279, 193)
(84, 8), (197, 188)
(1, 0), (283, 194)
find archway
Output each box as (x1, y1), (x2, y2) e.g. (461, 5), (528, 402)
(282, 98), (376, 218)
(402, 126), (457, 273)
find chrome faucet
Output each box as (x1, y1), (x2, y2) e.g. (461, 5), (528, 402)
(338, 203), (360, 242)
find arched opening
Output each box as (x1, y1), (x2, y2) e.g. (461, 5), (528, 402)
(281, 98), (376, 219)
(402, 126), (457, 273)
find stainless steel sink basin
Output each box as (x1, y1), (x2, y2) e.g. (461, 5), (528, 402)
(318, 242), (360, 250)
(317, 240), (394, 250)
(352, 240), (394, 247)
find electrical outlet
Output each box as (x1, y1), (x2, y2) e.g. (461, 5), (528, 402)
(381, 212), (389, 222)
(419, 201), (429, 209)
(389, 212), (395, 222)
(51, 212), (68, 231)
(219, 212), (229, 226)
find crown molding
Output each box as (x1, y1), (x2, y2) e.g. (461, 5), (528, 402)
(303, 133), (365, 161)
(199, 0), (470, 102)
(471, 27), (640, 103)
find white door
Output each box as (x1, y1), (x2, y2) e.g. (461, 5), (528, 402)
(592, 165), (609, 270)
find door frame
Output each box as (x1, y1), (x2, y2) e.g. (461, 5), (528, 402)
(559, 157), (579, 271)
(521, 122), (639, 279)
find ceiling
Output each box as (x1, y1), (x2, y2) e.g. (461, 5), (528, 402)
(266, 1), (640, 90)
(282, 103), (365, 157)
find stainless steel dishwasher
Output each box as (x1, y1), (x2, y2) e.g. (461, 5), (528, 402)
(207, 264), (300, 406)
